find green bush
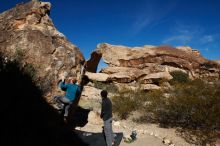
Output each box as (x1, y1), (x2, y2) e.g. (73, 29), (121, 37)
(93, 81), (118, 93)
(170, 71), (189, 84)
(168, 80), (220, 128)
(112, 87), (146, 119)
(109, 77), (220, 144)
(139, 90), (167, 123)
(143, 79), (220, 145)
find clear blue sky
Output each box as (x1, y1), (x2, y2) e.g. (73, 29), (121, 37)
(1, 0), (220, 61)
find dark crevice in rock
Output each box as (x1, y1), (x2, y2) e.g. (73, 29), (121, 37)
(161, 62), (182, 69)
(86, 51), (102, 73)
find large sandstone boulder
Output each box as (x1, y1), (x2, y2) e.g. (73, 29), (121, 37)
(96, 43), (206, 70)
(81, 85), (102, 100)
(85, 43), (220, 89)
(142, 72), (173, 84)
(85, 72), (109, 82)
(176, 46), (201, 56)
(102, 67), (150, 83)
(142, 84), (161, 90)
(0, 1), (85, 99)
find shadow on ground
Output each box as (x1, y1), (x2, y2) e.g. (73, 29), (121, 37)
(75, 130), (123, 146)
(0, 54), (89, 146)
(68, 106), (91, 128)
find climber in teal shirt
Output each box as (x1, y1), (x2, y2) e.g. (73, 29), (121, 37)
(54, 76), (80, 120)
(59, 79), (80, 101)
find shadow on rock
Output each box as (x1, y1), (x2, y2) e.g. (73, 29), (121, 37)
(71, 106), (90, 128)
(0, 54), (88, 146)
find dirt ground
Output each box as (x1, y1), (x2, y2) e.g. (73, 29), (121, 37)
(78, 115), (192, 146)
(77, 100), (219, 146)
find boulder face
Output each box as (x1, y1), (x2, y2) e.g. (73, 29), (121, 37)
(87, 43), (220, 85)
(0, 1), (84, 98)
(213, 60), (220, 65)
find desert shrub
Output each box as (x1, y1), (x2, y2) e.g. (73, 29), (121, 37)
(112, 87), (147, 119)
(152, 78), (169, 86)
(93, 81), (118, 93)
(165, 84), (218, 144)
(143, 79), (220, 144)
(170, 70), (189, 84)
(151, 78), (161, 86)
(110, 76), (220, 144)
(170, 80), (220, 129)
(141, 90), (168, 123)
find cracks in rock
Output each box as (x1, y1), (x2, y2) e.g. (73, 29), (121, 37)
(50, 36), (57, 55)
(118, 54), (195, 71)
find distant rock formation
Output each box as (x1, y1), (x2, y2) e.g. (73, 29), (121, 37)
(0, 1), (84, 99)
(86, 43), (220, 89)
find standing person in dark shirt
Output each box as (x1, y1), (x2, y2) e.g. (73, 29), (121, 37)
(100, 90), (114, 146)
